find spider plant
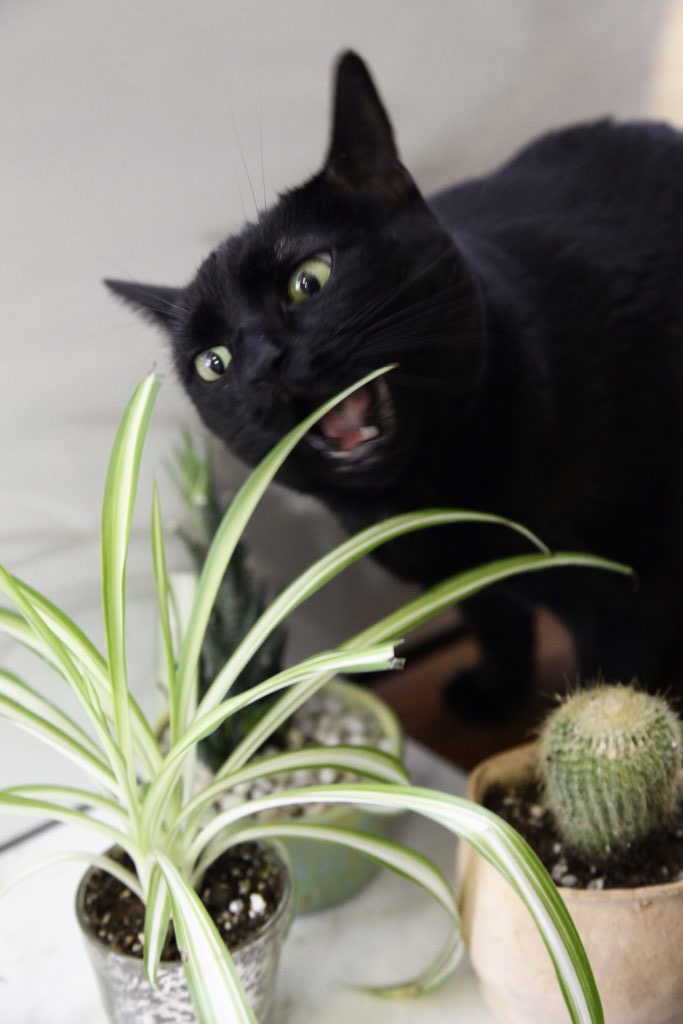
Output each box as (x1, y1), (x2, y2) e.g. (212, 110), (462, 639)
(0, 368), (630, 1024)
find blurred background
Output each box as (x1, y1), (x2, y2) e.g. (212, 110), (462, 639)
(1, 0), (682, 809)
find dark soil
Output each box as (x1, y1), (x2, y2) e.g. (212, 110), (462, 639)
(485, 780), (683, 890)
(80, 843), (285, 960)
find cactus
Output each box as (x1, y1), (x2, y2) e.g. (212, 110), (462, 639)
(537, 683), (683, 856)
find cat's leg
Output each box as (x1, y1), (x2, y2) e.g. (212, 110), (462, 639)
(442, 588), (537, 722)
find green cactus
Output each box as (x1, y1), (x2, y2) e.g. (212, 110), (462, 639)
(537, 683), (683, 856)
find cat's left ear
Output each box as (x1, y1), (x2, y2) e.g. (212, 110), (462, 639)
(322, 52), (417, 202)
(104, 279), (182, 332)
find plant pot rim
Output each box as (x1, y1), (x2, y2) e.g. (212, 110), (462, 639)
(231, 678), (404, 823)
(468, 740), (683, 903)
(157, 678), (404, 829)
(325, 676), (403, 753)
(290, 677), (404, 826)
(75, 839), (293, 962)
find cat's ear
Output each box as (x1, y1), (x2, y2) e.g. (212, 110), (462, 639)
(104, 279), (182, 332)
(323, 52), (416, 202)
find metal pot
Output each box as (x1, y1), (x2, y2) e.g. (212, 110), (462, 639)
(76, 842), (292, 1024)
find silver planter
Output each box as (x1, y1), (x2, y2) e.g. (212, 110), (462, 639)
(76, 844), (292, 1024)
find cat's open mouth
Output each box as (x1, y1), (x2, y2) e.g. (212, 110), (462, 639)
(307, 379), (395, 467)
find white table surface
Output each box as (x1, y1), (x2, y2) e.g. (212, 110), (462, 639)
(0, 740), (499, 1024)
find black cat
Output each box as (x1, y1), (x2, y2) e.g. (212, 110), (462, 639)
(107, 52), (683, 721)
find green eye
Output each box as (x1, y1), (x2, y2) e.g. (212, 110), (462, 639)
(287, 255), (332, 303)
(194, 346), (231, 382)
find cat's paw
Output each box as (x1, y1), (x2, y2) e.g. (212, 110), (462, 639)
(442, 665), (531, 723)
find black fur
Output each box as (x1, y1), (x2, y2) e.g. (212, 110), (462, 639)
(107, 52), (683, 721)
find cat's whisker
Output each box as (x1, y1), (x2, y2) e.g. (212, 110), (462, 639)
(229, 99), (261, 218)
(331, 246), (456, 337)
(355, 332), (454, 359)
(333, 283), (461, 352)
(232, 166), (249, 221)
(364, 286), (470, 331)
(378, 370), (460, 398)
(258, 106), (268, 214)
(337, 286), (473, 361)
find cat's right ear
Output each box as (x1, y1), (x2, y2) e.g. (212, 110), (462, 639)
(322, 51), (416, 202)
(104, 279), (182, 332)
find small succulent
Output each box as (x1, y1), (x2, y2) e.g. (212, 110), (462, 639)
(538, 682), (683, 856)
(168, 431), (286, 767)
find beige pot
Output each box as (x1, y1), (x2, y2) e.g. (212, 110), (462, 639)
(457, 742), (683, 1024)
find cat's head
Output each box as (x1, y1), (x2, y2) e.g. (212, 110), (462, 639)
(107, 52), (484, 494)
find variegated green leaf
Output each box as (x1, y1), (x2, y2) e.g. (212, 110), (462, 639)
(221, 551), (630, 776)
(0, 595), (161, 774)
(174, 365), (396, 731)
(176, 743), (409, 834)
(204, 820), (463, 996)
(0, 849), (143, 902)
(0, 669), (115, 791)
(156, 854), (257, 1024)
(101, 373), (160, 798)
(151, 483), (177, 738)
(342, 551), (630, 653)
(143, 643), (400, 836)
(0, 790), (131, 852)
(143, 864), (172, 986)
(0, 566), (123, 778)
(196, 508), (549, 719)
(189, 783), (602, 1024)
(2, 784), (124, 819)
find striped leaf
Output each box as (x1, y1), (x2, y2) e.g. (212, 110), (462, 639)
(143, 864), (172, 986)
(174, 365), (397, 731)
(0, 596), (160, 774)
(0, 790), (130, 852)
(156, 855), (258, 1024)
(220, 550), (630, 775)
(0, 849), (142, 902)
(142, 643), (400, 836)
(176, 743), (409, 837)
(0, 669), (115, 791)
(196, 508), (549, 720)
(100, 373), (160, 798)
(200, 820), (463, 995)
(190, 783), (603, 1024)
(151, 483), (178, 739)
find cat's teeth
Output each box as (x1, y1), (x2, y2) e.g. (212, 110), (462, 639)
(327, 448), (353, 459)
(327, 423), (382, 460)
(326, 424), (380, 458)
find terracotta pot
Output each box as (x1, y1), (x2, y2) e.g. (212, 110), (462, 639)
(457, 742), (683, 1024)
(76, 841), (292, 1024)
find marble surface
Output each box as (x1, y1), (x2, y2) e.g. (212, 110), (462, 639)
(0, 741), (499, 1024)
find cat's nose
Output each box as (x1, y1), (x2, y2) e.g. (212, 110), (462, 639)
(237, 329), (286, 391)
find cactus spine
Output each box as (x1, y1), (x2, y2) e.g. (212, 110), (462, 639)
(537, 683), (682, 856)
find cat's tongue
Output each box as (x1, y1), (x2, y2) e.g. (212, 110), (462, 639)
(319, 387), (377, 452)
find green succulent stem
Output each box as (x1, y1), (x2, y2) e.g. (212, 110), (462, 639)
(538, 683), (683, 856)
